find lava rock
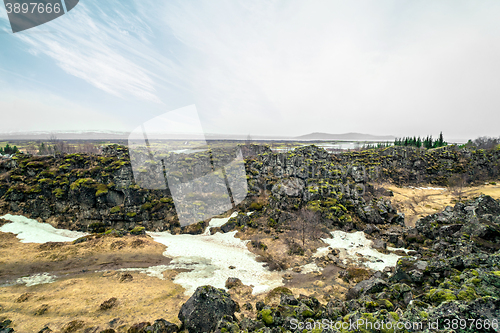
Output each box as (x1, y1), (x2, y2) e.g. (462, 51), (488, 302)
(178, 286), (239, 333)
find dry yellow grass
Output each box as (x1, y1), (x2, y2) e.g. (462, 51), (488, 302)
(377, 182), (500, 226)
(0, 233), (187, 332)
(0, 271), (186, 332)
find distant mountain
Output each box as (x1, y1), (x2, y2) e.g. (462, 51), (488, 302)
(0, 131), (395, 142)
(295, 132), (395, 141)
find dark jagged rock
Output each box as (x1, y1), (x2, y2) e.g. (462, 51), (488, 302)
(127, 322), (151, 333)
(37, 327), (52, 333)
(100, 297), (118, 311)
(0, 320), (14, 333)
(61, 320), (85, 333)
(149, 319), (178, 333)
(346, 276), (388, 300)
(178, 286), (239, 333)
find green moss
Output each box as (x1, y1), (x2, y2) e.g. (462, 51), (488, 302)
(491, 271), (500, 277)
(95, 184), (108, 196)
(88, 222), (105, 233)
(127, 212), (137, 218)
(26, 161), (46, 168)
(428, 288), (457, 304)
(388, 311), (399, 322)
(26, 186), (41, 194)
(469, 277), (481, 286)
(110, 206), (121, 214)
(52, 188), (65, 198)
(419, 311), (429, 319)
(265, 286), (292, 303)
(260, 309), (273, 325)
(380, 299), (394, 309)
(141, 203), (153, 211)
(70, 178), (95, 190)
(249, 202), (263, 210)
(39, 170), (56, 177)
(130, 226), (145, 235)
(457, 286), (477, 301)
(301, 308), (314, 318)
(59, 164), (71, 171)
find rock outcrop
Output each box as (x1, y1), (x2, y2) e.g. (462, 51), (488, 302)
(178, 286), (239, 333)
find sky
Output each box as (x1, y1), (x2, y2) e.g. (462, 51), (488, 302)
(1, 0), (500, 140)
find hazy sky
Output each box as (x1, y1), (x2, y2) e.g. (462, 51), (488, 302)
(1, 0), (500, 140)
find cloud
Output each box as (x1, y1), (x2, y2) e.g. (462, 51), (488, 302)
(0, 90), (127, 132)
(159, 0), (500, 139)
(3, 0), (500, 139)
(13, 0), (170, 104)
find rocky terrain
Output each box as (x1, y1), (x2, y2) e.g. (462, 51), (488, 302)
(0, 144), (499, 235)
(0, 143), (499, 332)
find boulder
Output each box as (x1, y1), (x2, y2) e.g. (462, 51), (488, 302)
(225, 277), (242, 289)
(346, 277), (388, 300)
(0, 320), (14, 333)
(127, 322), (151, 333)
(178, 286), (239, 333)
(148, 319), (178, 333)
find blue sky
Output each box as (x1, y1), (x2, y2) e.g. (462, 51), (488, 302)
(1, 0), (500, 140)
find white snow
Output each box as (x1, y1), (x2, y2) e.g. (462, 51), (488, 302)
(313, 231), (405, 271)
(1, 272), (57, 288)
(408, 186), (446, 191)
(117, 265), (171, 280)
(209, 212), (238, 228)
(300, 262), (322, 274)
(146, 228), (284, 295)
(16, 273), (56, 286)
(0, 214), (88, 243)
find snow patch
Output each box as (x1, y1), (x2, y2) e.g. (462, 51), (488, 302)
(0, 214), (88, 243)
(147, 228), (284, 296)
(1, 273), (57, 287)
(408, 186), (446, 191)
(314, 231), (405, 271)
(208, 212), (238, 228)
(117, 265), (171, 280)
(300, 262), (322, 274)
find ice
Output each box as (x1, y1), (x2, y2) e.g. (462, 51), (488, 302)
(0, 214), (88, 243)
